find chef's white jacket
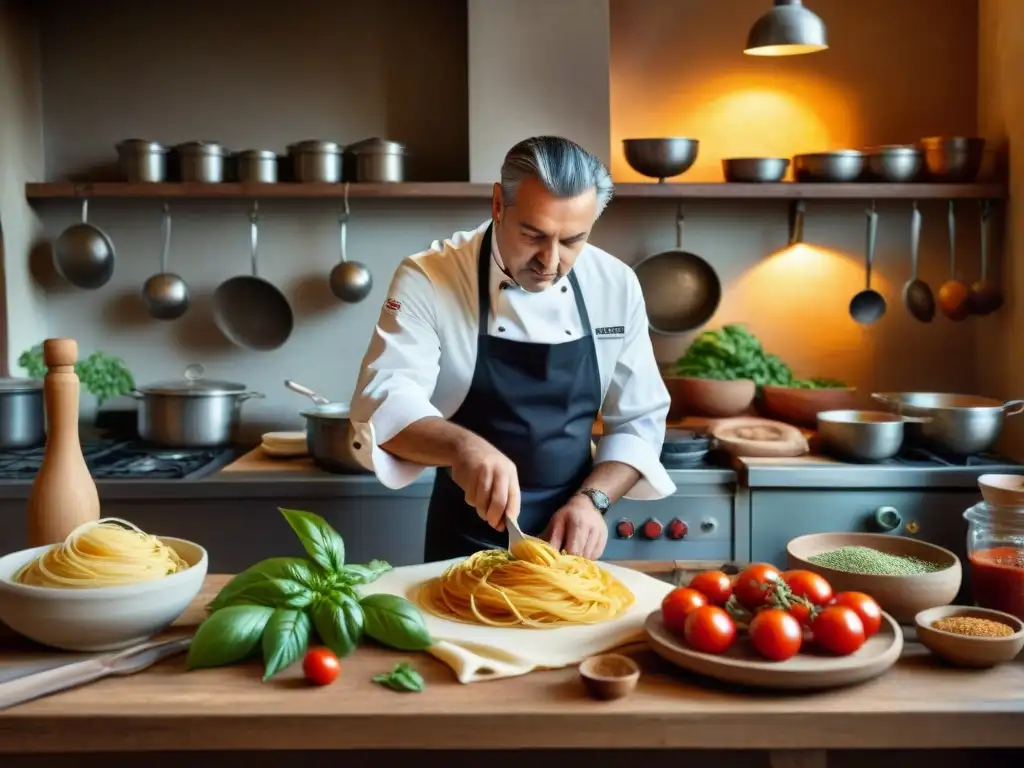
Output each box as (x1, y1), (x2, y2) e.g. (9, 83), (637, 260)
(349, 220), (677, 500)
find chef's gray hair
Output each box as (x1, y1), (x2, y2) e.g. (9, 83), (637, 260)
(500, 136), (614, 218)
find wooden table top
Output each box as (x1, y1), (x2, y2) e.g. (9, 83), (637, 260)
(0, 574), (1021, 753)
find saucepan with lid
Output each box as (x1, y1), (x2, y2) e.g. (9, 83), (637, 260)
(285, 380), (368, 473)
(131, 364), (264, 448)
(872, 392), (1024, 456)
(633, 204), (721, 334)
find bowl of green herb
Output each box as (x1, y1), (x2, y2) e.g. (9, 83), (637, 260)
(787, 532), (962, 624)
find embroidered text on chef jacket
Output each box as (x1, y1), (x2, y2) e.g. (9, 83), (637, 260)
(349, 220), (677, 500)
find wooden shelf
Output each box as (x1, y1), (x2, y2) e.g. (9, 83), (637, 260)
(24, 181), (1008, 201)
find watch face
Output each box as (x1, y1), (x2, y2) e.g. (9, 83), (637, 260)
(583, 488), (610, 511)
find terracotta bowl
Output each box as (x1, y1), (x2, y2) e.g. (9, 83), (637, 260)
(663, 376), (756, 419)
(915, 605), (1024, 668)
(759, 386), (859, 427)
(977, 473), (1024, 508)
(786, 532), (962, 624)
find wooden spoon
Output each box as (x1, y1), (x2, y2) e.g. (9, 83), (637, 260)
(937, 200), (971, 321)
(970, 200), (1003, 316)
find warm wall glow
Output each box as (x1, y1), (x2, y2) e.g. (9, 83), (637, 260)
(717, 243), (892, 380)
(612, 73), (856, 182)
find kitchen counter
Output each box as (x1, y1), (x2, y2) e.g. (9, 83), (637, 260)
(0, 574), (1021, 758)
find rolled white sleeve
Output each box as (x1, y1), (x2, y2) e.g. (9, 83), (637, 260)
(349, 259), (443, 489)
(595, 275), (677, 500)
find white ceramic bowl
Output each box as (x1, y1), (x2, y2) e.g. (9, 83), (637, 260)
(0, 537), (207, 652)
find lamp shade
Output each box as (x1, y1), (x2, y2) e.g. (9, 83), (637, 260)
(745, 0), (828, 57)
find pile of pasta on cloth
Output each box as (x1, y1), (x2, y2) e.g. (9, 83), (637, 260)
(16, 517), (190, 588)
(419, 536), (635, 628)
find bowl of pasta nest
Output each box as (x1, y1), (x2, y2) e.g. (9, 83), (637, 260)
(0, 518), (207, 652)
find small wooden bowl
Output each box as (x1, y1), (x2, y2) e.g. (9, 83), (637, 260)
(663, 376), (756, 419)
(787, 532), (962, 624)
(579, 653), (640, 700)
(915, 605), (1024, 668)
(977, 473), (1024, 508)
(759, 386), (859, 427)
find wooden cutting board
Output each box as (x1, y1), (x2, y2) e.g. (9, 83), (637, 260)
(358, 559), (674, 684)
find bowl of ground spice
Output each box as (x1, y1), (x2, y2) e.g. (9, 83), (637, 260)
(787, 533), (962, 623)
(915, 605), (1024, 668)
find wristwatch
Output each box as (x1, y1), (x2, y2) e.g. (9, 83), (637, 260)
(578, 487), (611, 515)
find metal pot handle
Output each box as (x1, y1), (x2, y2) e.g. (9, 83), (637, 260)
(127, 390), (143, 399)
(238, 392), (266, 402)
(870, 393), (893, 405)
(1002, 400), (1024, 416)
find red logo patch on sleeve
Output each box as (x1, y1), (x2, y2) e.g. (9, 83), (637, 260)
(384, 298), (402, 315)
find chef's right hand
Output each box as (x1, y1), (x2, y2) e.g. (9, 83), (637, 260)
(452, 435), (520, 532)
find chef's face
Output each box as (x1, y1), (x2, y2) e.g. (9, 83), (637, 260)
(492, 176), (597, 293)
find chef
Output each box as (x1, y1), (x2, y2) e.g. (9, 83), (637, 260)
(349, 135), (676, 563)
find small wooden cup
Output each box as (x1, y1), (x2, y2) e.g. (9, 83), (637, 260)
(579, 653), (640, 700)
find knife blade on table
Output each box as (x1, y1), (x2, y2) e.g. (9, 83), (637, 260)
(0, 635), (192, 710)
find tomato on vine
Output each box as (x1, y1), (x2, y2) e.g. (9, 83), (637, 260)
(749, 609), (803, 662)
(780, 570), (833, 606)
(811, 606), (866, 656)
(662, 587), (708, 637)
(734, 563), (781, 610)
(683, 605), (737, 655)
(688, 570), (733, 606)
(830, 592), (882, 637)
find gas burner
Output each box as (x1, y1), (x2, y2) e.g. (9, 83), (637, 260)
(0, 441), (238, 481)
(891, 446), (1023, 468)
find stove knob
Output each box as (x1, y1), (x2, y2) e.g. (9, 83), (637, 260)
(614, 519), (635, 539)
(666, 518), (689, 540)
(641, 518), (664, 540)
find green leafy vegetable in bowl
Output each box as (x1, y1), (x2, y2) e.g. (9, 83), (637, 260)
(187, 508), (433, 681)
(671, 324), (846, 390)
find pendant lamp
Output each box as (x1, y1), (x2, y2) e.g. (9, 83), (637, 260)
(744, 0), (828, 57)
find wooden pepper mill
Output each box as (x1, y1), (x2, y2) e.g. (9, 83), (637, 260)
(26, 339), (100, 547)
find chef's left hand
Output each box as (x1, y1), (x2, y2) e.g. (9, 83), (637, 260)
(542, 494), (608, 561)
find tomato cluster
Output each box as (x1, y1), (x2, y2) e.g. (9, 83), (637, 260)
(660, 564), (882, 662)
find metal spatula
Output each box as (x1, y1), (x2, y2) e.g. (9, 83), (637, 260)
(507, 516), (528, 553)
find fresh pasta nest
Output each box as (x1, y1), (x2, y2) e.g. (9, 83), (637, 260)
(15, 518), (190, 588)
(418, 537), (635, 628)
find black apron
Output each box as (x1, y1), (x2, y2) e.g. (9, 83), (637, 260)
(423, 224), (603, 561)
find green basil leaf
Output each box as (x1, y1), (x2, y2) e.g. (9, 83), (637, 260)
(234, 577), (313, 609)
(313, 591), (363, 658)
(360, 593), (432, 651)
(261, 608), (312, 681)
(338, 559), (393, 585)
(279, 508), (345, 572)
(187, 604), (274, 670)
(372, 662), (425, 693)
(208, 557), (320, 611)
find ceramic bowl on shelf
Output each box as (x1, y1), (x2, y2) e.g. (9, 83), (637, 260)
(0, 537), (207, 652)
(914, 605), (1024, 668)
(787, 532), (962, 624)
(662, 376), (756, 419)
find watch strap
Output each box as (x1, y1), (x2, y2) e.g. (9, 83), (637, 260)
(579, 487), (610, 515)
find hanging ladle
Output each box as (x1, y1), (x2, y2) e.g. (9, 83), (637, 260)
(970, 200), (1003, 316)
(849, 201), (886, 325)
(902, 201), (934, 323)
(329, 183), (374, 303)
(141, 203), (191, 320)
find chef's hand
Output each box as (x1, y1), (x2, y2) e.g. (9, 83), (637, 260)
(452, 435), (521, 532)
(543, 495), (608, 561)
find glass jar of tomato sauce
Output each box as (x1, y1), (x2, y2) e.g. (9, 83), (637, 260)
(964, 501), (1024, 620)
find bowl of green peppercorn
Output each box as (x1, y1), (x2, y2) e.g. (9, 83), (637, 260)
(787, 532), (962, 624)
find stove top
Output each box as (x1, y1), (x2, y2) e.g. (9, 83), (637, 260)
(0, 441), (238, 481)
(829, 445), (1024, 468)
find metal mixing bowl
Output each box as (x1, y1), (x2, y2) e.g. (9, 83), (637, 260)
(623, 138), (699, 182)
(866, 146), (923, 182)
(722, 157), (789, 183)
(917, 137), (986, 183)
(793, 151), (865, 183)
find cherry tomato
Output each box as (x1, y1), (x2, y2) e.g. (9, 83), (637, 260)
(749, 608), (803, 662)
(781, 569), (833, 606)
(786, 601), (812, 627)
(662, 587), (708, 637)
(811, 606), (866, 656)
(830, 591), (882, 637)
(733, 563), (781, 610)
(688, 570), (733, 606)
(683, 605), (737, 655)
(303, 647), (341, 686)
